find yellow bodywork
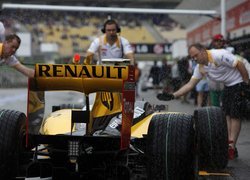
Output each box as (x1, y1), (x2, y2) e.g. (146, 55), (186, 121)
(40, 107), (157, 138)
(33, 64), (129, 94)
(92, 92), (122, 118)
(39, 92), (123, 135)
(41, 109), (73, 135)
(41, 108), (157, 137)
(131, 112), (178, 138)
(131, 113), (155, 138)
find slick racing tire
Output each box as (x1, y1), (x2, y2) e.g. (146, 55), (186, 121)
(0, 109), (26, 179)
(146, 113), (196, 180)
(194, 106), (228, 170)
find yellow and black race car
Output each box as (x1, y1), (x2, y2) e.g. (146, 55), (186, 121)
(0, 62), (228, 179)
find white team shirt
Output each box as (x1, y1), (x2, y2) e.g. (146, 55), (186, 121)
(87, 35), (133, 64)
(192, 49), (243, 87)
(0, 55), (20, 67)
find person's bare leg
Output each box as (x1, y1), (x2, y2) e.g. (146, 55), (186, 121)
(197, 92), (203, 107)
(226, 115), (232, 142)
(230, 118), (241, 148)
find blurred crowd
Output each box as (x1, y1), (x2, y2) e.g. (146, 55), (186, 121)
(0, 9), (179, 87)
(0, 9), (178, 52)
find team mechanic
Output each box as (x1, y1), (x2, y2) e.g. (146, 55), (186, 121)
(0, 34), (34, 78)
(84, 19), (135, 65)
(157, 43), (250, 160)
(82, 19), (135, 134)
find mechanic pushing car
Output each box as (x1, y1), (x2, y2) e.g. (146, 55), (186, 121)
(157, 43), (250, 160)
(84, 19), (135, 65)
(0, 34), (34, 78)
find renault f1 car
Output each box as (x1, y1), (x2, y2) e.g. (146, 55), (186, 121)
(0, 61), (228, 179)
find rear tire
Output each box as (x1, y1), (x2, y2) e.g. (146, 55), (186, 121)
(194, 106), (228, 170)
(146, 113), (196, 180)
(0, 109), (26, 179)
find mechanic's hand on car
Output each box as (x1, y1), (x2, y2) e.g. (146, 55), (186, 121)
(157, 92), (175, 101)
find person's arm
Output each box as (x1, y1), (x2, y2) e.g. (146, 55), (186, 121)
(236, 60), (249, 84)
(13, 63), (34, 78)
(173, 78), (200, 98)
(125, 52), (135, 65)
(83, 51), (94, 65)
(121, 37), (135, 65)
(157, 77), (200, 101)
(84, 37), (99, 65)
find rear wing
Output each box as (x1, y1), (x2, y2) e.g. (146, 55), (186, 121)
(30, 64), (131, 94)
(27, 64), (135, 149)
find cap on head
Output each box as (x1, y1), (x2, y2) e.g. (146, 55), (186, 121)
(213, 34), (224, 41)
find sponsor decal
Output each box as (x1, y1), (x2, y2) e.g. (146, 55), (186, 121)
(109, 116), (121, 129)
(133, 107), (145, 119)
(124, 101), (134, 113)
(37, 64), (127, 79)
(153, 44), (164, 54)
(131, 43), (172, 54)
(101, 92), (114, 111)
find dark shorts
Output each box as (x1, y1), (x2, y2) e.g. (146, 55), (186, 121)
(222, 83), (246, 119)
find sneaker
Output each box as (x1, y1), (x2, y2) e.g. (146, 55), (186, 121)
(228, 146), (235, 160)
(228, 140), (238, 159)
